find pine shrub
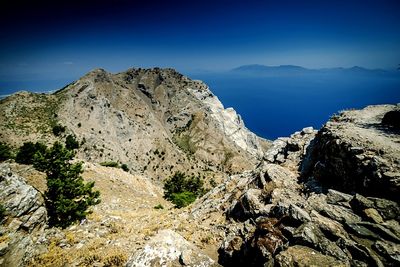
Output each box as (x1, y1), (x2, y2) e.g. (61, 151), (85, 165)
(16, 141), (47, 164)
(163, 171), (206, 208)
(0, 142), (12, 162)
(33, 142), (100, 228)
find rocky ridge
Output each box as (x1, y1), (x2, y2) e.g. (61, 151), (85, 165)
(0, 68), (269, 183)
(0, 69), (399, 267)
(212, 104), (400, 266)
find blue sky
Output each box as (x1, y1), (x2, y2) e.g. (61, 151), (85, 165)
(1, 0), (400, 92)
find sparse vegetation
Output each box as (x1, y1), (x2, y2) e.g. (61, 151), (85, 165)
(163, 171), (206, 208)
(154, 204), (164, 209)
(65, 134), (80, 150)
(16, 141), (47, 164)
(52, 124), (66, 136)
(33, 142), (100, 228)
(0, 142), (12, 161)
(121, 163), (129, 172)
(100, 161), (119, 168)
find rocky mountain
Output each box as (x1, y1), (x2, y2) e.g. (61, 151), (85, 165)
(0, 68), (269, 182)
(0, 68), (399, 267)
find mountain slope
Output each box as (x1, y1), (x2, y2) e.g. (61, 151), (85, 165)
(0, 67), (269, 179)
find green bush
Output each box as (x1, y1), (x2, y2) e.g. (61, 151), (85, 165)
(121, 163), (129, 172)
(163, 171), (206, 208)
(65, 134), (79, 150)
(33, 142), (100, 228)
(0, 142), (12, 162)
(154, 204), (164, 209)
(16, 142), (47, 164)
(100, 161), (119, 168)
(170, 191), (196, 208)
(52, 124), (66, 136)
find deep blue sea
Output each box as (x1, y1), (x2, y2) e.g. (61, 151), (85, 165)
(189, 72), (400, 139)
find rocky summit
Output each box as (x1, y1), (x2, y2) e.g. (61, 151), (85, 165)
(0, 68), (399, 267)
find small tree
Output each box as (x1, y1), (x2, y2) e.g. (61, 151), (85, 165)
(16, 141), (47, 164)
(52, 124), (66, 136)
(0, 142), (12, 162)
(34, 142), (100, 228)
(163, 171), (206, 208)
(65, 134), (79, 150)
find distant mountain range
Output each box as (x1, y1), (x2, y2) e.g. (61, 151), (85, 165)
(231, 64), (398, 76)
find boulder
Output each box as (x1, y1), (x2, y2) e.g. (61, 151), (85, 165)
(275, 245), (349, 267)
(126, 229), (215, 267)
(0, 163), (47, 266)
(373, 240), (400, 265)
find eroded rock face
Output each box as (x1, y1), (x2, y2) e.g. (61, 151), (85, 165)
(216, 107), (400, 266)
(0, 162), (47, 266)
(126, 229), (216, 267)
(302, 104), (400, 201)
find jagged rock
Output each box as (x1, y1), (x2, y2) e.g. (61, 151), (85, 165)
(275, 245), (349, 267)
(292, 222), (349, 261)
(382, 110), (400, 129)
(363, 208), (384, 224)
(288, 204), (311, 224)
(350, 194), (400, 221)
(302, 104), (400, 201)
(0, 163), (47, 266)
(264, 127), (317, 167)
(373, 240), (400, 265)
(126, 229), (215, 267)
(326, 189), (352, 207)
(344, 223), (380, 240)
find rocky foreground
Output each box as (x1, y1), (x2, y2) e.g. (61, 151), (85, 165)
(0, 71), (399, 266)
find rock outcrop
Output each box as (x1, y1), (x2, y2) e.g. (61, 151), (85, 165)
(302, 104), (400, 201)
(213, 105), (400, 266)
(0, 162), (47, 266)
(126, 229), (216, 267)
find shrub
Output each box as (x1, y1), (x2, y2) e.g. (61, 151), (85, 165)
(52, 124), (66, 136)
(170, 191), (196, 208)
(65, 134), (79, 150)
(0, 142), (12, 162)
(33, 142), (100, 228)
(163, 171), (206, 208)
(16, 141), (47, 164)
(121, 163), (129, 172)
(0, 204), (6, 222)
(154, 204), (164, 209)
(100, 161), (119, 168)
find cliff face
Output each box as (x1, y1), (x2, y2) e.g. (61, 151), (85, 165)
(214, 104), (400, 266)
(0, 68), (269, 180)
(302, 104), (400, 201)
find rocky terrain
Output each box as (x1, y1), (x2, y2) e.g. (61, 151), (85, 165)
(0, 68), (399, 266)
(0, 68), (269, 182)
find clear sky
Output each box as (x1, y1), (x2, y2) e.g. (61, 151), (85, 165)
(1, 0), (400, 91)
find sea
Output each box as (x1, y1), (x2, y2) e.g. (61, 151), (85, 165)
(189, 71), (400, 139)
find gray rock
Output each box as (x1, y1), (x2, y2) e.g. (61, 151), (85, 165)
(326, 189), (352, 205)
(288, 204), (311, 224)
(126, 229), (215, 267)
(373, 240), (400, 265)
(275, 245), (349, 267)
(293, 222), (348, 261)
(344, 223), (379, 240)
